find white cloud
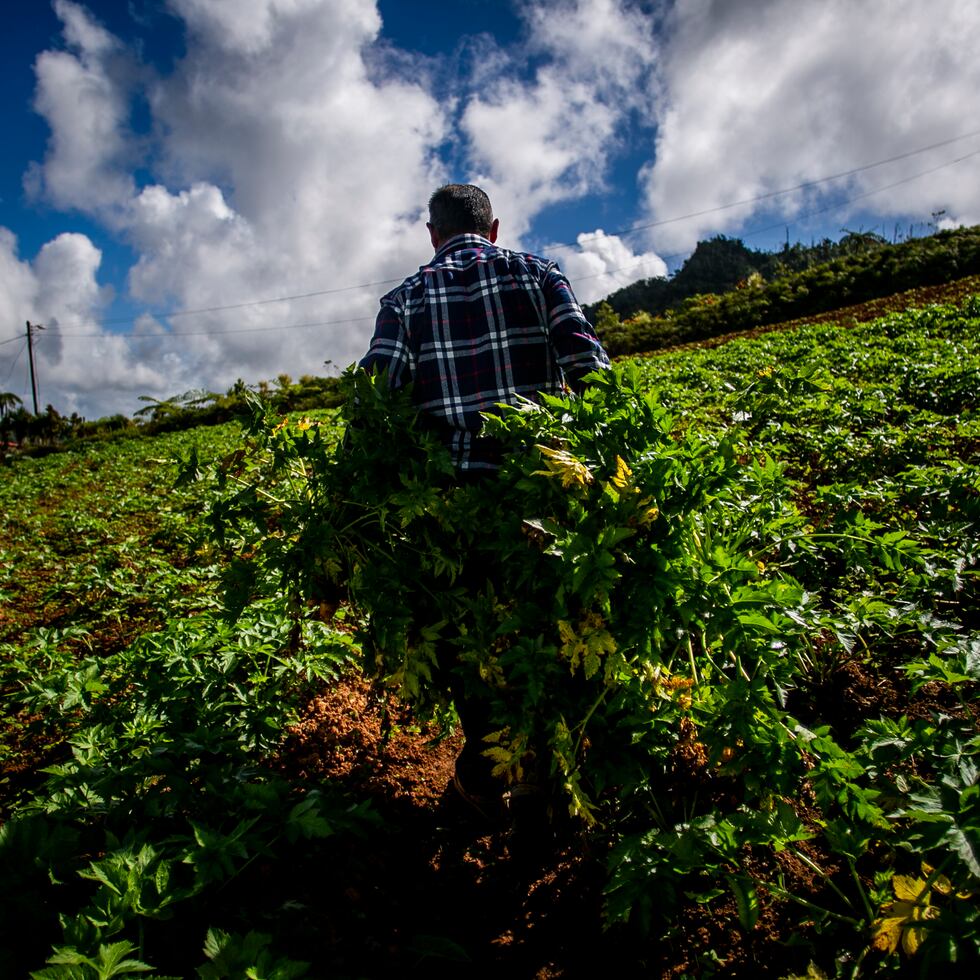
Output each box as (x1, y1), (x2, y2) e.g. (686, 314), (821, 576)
(23, 0), (979, 420)
(462, 0), (658, 239)
(20, 0), (671, 419)
(0, 228), (172, 418)
(0, 230), (37, 335)
(641, 0), (980, 251)
(25, 0), (138, 219)
(558, 230), (668, 305)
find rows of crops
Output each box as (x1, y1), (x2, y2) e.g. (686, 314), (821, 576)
(1, 298), (978, 977)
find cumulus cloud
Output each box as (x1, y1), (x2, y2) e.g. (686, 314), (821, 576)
(558, 230), (668, 305)
(0, 228), (172, 417)
(462, 0), (658, 239)
(21, 0), (450, 416)
(641, 0), (980, 251)
(24, 0), (139, 219)
(19, 0), (670, 418)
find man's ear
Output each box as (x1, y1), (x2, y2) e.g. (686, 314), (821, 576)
(488, 217), (499, 243)
(427, 221), (441, 251)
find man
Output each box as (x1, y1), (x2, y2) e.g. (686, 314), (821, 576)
(359, 183), (610, 472)
(358, 184), (610, 834)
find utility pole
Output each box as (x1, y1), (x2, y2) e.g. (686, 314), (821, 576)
(26, 321), (44, 415)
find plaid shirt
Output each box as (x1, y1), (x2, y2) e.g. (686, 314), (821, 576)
(359, 234), (610, 470)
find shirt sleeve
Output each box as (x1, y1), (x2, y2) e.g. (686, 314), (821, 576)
(358, 294), (413, 389)
(542, 264), (611, 389)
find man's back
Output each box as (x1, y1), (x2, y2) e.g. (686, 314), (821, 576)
(360, 232), (610, 470)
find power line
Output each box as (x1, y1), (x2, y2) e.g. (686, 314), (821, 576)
(5, 126), (980, 346)
(88, 278), (406, 327)
(1, 339), (28, 385)
(48, 313), (376, 342)
(547, 125), (980, 252)
(30, 131), (980, 339)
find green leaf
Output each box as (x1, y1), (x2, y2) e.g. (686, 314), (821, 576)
(727, 874), (760, 932)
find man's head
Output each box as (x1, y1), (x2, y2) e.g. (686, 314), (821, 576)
(427, 184), (498, 249)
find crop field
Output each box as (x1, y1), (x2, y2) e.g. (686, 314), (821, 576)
(1, 298), (978, 978)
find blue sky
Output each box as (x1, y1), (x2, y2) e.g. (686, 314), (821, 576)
(2, 0), (979, 419)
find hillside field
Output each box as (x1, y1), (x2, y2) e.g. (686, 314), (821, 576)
(1, 295), (978, 978)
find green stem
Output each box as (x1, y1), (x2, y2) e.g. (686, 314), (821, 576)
(762, 877), (863, 928)
(848, 942), (872, 980)
(573, 686), (611, 760)
(848, 856), (875, 923)
(790, 847), (856, 912)
(686, 633), (700, 685)
(729, 650), (751, 683)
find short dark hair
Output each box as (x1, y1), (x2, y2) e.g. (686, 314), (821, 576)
(428, 184), (494, 238)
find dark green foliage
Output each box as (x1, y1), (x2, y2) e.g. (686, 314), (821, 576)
(3, 374), (345, 458)
(587, 225), (980, 356)
(583, 230), (894, 324)
(0, 419), (367, 977)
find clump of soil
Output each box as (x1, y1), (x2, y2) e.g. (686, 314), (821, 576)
(788, 657), (977, 744)
(282, 676), (461, 807)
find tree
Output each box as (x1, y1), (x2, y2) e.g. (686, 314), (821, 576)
(0, 392), (22, 419)
(0, 394), (22, 459)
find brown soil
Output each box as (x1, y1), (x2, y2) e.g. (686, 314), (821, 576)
(789, 658), (978, 745)
(271, 676), (621, 978)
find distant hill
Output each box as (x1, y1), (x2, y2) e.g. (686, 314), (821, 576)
(585, 225), (980, 356)
(582, 230), (901, 323)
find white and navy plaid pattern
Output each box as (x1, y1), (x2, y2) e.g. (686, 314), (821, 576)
(359, 234), (611, 469)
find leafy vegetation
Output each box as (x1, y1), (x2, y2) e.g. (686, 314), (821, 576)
(204, 298), (978, 974)
(1, 293), (977, 976)
(583, 228), (902, 323)
(0, 373), (344, 461)
(0, 419), (369, 977)
(5, 227), (978, 461)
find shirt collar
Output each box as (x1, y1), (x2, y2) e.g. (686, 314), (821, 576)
(433, 233), (494, 260)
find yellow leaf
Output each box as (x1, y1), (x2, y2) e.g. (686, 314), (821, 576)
(921, 863), (952, 896)
(901, 922), (928, 957)
(637, 496), (659, 525)
(557, 620), (576, 645)
(564, 772), (598, 826)
(871, 916), (903, 954)
(893, 875), (927, 903)
(558, 615), (616, 678)
(889, 901), (917, 918)
(533, 444), (594, 488)
(611, 455), (633, 489)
